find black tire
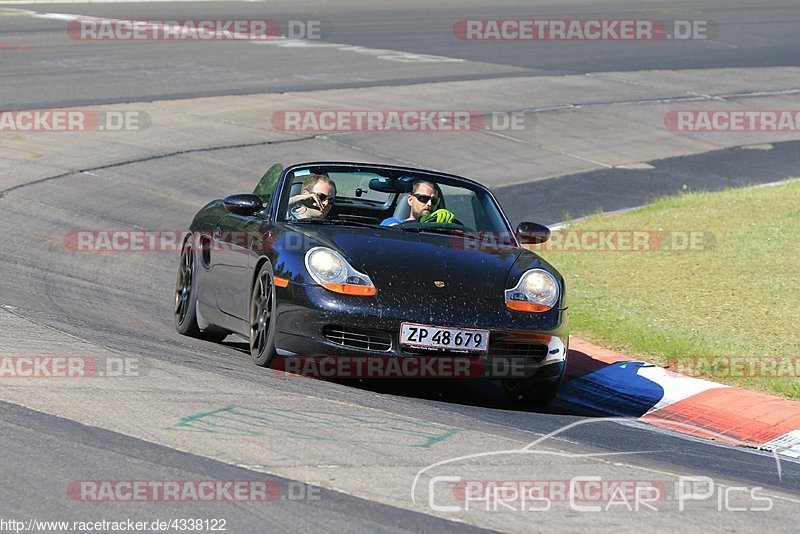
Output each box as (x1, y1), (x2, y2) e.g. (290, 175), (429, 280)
(250, 261), (278, 367)
(502, 377), (562, 406)
(174, 238), (228, 342)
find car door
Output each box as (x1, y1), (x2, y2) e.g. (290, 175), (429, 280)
(212, 214), (263, 319)
(211, 163), (284, 319)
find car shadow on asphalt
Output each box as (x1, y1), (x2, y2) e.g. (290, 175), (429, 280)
(221, 340), (665, 418)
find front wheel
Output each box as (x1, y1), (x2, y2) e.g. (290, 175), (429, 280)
(250, 262), (278, 367)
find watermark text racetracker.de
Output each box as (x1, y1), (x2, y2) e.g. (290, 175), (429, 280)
(453, 230), (715, 253)
(454, 18), (713, 41)
(665, 110), (800, 132)
(65, 230), (192, 253)
(271, 110), (531, 132)
(67, 479), (320, 503)
(64, 229), (276, 253)
(0, 110), (150, 132)
(270, 355), (553, 380)
(668, 356), (800, 379)
(0, 356), (142, 378)
(68, 18), (323, 41)
(63, 229), (715, 254)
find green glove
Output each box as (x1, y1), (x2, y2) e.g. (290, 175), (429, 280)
(420, 209), (455, 224)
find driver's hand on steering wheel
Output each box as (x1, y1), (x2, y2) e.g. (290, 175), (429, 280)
(420, 209), (456, 224)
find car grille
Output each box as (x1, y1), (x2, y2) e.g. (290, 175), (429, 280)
(489, 342), (549, 364)
(323, 326), (392, 352)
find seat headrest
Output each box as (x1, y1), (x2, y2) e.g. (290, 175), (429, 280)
(393, 193), (412, 220)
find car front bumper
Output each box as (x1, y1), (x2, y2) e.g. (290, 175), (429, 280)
(273, 282), (569, 381)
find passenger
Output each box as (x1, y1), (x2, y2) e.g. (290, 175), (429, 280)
(287, 174), (336, 220)
(381, 180), (455, 226)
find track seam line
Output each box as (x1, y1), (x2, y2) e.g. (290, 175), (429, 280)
(2, 81), (798, 200)
(0, 135), (317, 199)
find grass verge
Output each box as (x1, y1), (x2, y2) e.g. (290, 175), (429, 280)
(528, 179), (800, 399)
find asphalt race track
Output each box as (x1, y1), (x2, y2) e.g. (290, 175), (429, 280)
(2, 0), (800, 109)
(1, 1), (800, 532)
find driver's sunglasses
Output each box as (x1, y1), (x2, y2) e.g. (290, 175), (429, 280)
(315, 193), (335, 204)
(411, 193), (439, 206)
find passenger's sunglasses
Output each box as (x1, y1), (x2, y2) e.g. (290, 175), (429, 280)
(314, 193), (335, 204)
(411, 193), (439, 206)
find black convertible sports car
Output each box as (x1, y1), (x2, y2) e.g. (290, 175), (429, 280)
(174, 162), (569, 404)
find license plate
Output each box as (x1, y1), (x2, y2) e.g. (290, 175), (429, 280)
(400, 322), (489, 353)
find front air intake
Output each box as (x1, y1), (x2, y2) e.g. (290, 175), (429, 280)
(323, 325), (392, 352)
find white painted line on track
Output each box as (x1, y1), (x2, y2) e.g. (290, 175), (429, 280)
(250, 38), (464, 64)
(0, 7), (35, 15)
(31, 11), (465, 64)
(4, 0), (258, 4)
(31, 12), (79, 20)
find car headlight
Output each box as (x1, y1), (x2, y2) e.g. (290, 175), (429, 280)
(305, 247), (377, 296)
(504, 269), (559, 312)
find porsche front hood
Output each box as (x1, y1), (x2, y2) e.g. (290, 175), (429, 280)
(295, 225), (525, 300)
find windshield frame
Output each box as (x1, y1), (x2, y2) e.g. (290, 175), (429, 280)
(273, 162), (518, 241)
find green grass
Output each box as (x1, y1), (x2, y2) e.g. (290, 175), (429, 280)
(528, 180), (800, 398)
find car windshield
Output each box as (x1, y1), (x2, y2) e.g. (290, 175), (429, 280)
(276, 166), (512, 234)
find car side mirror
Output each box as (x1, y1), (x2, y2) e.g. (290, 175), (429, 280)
(223, 194), (263, 216)
(516, 222), (550, 244)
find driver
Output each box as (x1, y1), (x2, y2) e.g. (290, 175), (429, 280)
(380, 180), (455, 226)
